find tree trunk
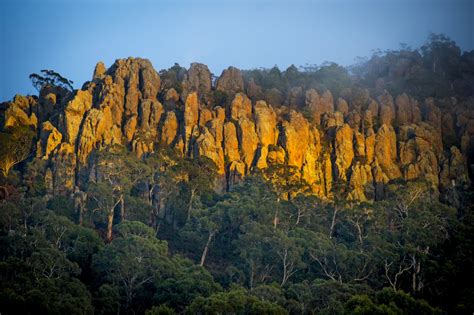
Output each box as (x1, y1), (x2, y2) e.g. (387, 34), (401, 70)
(107, 208), (114, 242)
(329, 205), (338, 239)
(200, 230), (215, 267)
(148, 183), (155, 206)
(274, 198), (280, 229)
(149, 184), (160, 228)
(281, 249), (288, 287)
(78, 206), (84, 226)
(119, 194), (125, 222)
(295, 206), (303, 225)
(249, 264), (255, 290)
(187, 188), (195, 221)
(107, 197), (122, 242)
(355, 221), (363, 246)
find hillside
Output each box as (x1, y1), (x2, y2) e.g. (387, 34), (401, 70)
(1, 36), (474, 314)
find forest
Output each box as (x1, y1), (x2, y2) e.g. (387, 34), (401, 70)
(0, 34), (473, 314)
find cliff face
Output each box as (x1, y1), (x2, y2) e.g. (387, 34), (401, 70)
(3, 58), (473, 200)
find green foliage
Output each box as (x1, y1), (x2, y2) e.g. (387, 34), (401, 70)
(159, 63), (186, 93)
(0, 211), (95, 315)
(344, 288), (442, 315)
(0, 126), (35, 178)
(352, 33), (473, 98)
(47, 195), (76, 220)
(153, 256), (221, 311)
(29, 69), (74, 92)
(92, 221), (169, 313)
(311, 62), (352, 98)
(209, 90), (230, 108)
(145, 305), (176, 315)
(185, 288), (288, 315)
(94, 284), (120, 315)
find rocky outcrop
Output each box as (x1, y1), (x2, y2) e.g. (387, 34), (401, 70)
(395, 93), (421, 125)
(216, 66), (244, 96)
(182, 63), (212, 101)
(305, 89), (334, 123)
(334, 124), (354, 181)
(183, 92), (199, 153)
(253, 101), (277, 168)
(281, 111), (310, 168)
(237, 117), (259, 171)
(378, 92), (395, 126)
(98, 58), (161, 146)
(398, 123), (440, 187)
(348, 163), (374, 201)
(440, 146), (470, 188)
(63, 90), (93, 145)
(77, 107), (114, 164)
(223, 122), (240, 163)
(194, 125), (225, 174)
(374, 124), (400, 179)
(161, 111), (179, 145)
(93, 61), (107, 79)
(2, 58), (471, 201)
(4, 97), (38, 128)
(36, 122), (62, 159)
(230, 93), (252, 121)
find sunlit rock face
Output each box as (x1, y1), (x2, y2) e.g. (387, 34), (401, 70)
(2, 57), (472, 199)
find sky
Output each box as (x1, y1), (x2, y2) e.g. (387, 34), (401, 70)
(0, 0), (473, 101)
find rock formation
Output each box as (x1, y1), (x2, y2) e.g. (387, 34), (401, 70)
(2, 57), (472, 200)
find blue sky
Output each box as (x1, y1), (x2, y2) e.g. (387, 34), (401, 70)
(1, 0), (473, 101)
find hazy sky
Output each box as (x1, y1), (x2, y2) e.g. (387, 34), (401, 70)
(1, 0), (473, 101)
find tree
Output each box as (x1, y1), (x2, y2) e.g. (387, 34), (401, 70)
(87, 182), (122, 242)
(0, 222), (94, 315)
(87, 146), (146, 241)
(185, 288), (287, 315)
(380, 181), (457, 293)
(235, 222), (305, 288)
(29, 69), (74, 92)
(142, 151), (178, 230)
(171, 157), (217, 223)
(344, 288), (442, 315)
(153, 256), (220, 312)
(92, 221), (169, 313)
(145, 305), (176, 315)
(262, 164), (309, 229)
(421, 33), (461, 79)
(0, 126), (35, 178)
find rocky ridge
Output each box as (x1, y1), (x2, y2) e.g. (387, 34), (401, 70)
(2, 57), (473, 201)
